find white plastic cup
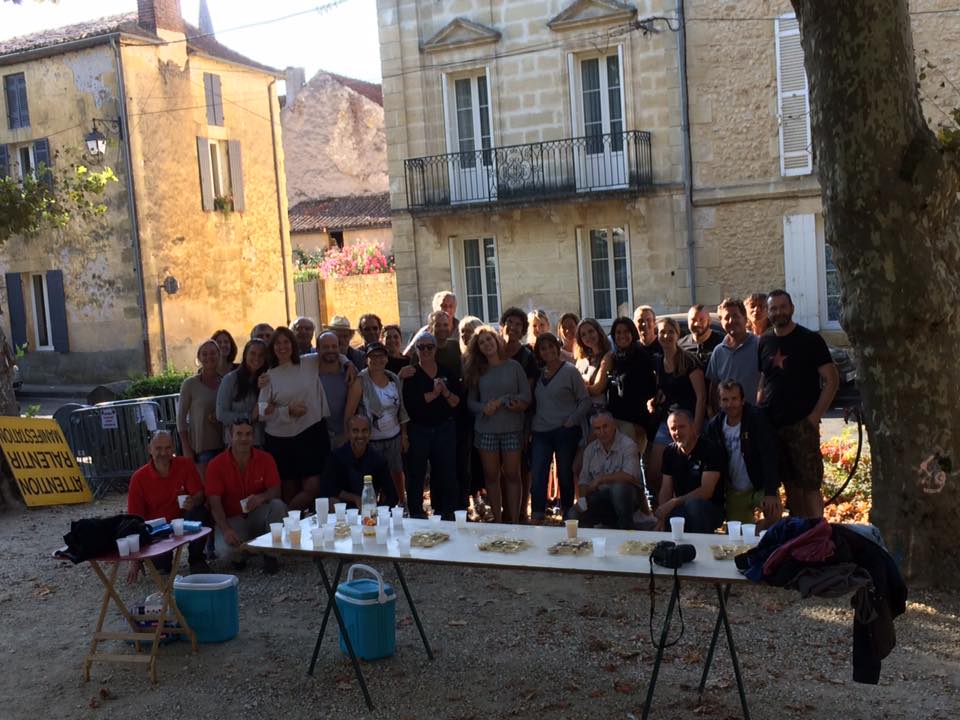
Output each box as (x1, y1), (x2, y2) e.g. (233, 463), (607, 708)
(289, 526), (302, 546)
(116, 537), (130, 557)
(315, 498), (330, 524)
(171, 518), (185, 537)
(346, 508), (359, 525)
(283, 517), (297, 531)
(378, 505), (390, 517)
(727, 521), (742, 541)
(240, 496), (251, 514)
(593, 536), (606, 557)
(565, 519), (579, 539)
(670, 516), (685, 541)
(311, 528), (323, 547)
(322, 525), (335, 544)
(334, 502), (347, 520)
(741, 523), (757, 541)
(270, 522), (283, 542)
(429, 513), (442, 525)
(454, 510), (468, 529)
(378, 507), (390, 523)
(287, 510), (300, 520)
(391, 507), (404, 530)
(177, 494), (189, 509)
(125, 534), (141, 554)
(350, 526), (363, 545)
(397, 536), (411, 556)
(376, 526), (388, 545)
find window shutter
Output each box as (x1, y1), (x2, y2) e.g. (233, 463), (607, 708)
(4, 272), (27, 349)
(33, 138), (52, 187)
(783, 213), (819, 330)
(0, 144), (8, 178)
(197, 136), (214, 210)
(227, 140), (244, 211)
(212, 74), (224, 125)
(775, 15), (812, 176)
(203, 73), (215, 125)
(45, 269), (69, 353)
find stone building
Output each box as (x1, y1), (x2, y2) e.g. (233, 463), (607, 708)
(376, 0), (959, 341)
(289, 193), (393, 254)
(0, 0), (293, 382)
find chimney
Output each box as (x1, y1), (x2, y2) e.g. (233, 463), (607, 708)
(285, 67), (307, 108)
(137, 0), (184, 35)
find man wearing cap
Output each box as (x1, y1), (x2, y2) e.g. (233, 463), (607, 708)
(205, 418), (287, 574)
(326, 315), (367, 369)
(291, 316), (317, 355)
(126, 430), (211, 578)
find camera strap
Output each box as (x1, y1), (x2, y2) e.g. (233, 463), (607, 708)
(648, 558), (685, 649)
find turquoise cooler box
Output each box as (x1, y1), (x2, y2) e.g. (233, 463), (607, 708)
(173, 574), (239, 643)
(335, 564), (396, 660)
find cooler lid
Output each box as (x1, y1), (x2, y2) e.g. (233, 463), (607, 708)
(336, 578), (395, 602)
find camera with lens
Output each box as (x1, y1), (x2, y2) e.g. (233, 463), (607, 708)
(651, 540), (696, 569)
(607, 371), (625, 398)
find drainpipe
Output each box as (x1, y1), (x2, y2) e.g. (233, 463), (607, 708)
(677, 0), (696, 304)
(268, 80), (292, 326)
(112, 38), (153, 373)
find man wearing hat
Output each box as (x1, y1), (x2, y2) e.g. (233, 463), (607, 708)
(326, 315), (367, 370)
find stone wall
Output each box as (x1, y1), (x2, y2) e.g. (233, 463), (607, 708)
(316, 272), (400, 329)
(293, 226), (394, 254)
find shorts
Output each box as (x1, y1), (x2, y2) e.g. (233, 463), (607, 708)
(474, 431), (523, 452)
(776, 418), (824, 491)
(265, 420), (330, 479)
(370, 433), (403, 474)
(725, 487), (764, 524)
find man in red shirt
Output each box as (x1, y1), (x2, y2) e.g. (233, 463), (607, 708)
(206, 418), (286, 573)
(127, 430), (210, 577)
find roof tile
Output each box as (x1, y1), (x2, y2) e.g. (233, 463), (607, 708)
(289, 193), (392, 232)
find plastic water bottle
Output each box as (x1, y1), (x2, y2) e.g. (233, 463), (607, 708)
(361, 475), (377, 537)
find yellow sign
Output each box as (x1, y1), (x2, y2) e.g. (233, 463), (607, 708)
(0, 417), (92, 506)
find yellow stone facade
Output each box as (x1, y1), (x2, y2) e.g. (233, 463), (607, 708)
(0, 17), (293, 382)
(377, 0), (959, 343)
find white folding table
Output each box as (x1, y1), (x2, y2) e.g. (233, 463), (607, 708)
(246, 518), (752, 718)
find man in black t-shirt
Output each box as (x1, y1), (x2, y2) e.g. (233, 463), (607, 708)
(655, 409), (725, 533)
(678, 304), (723, 368)
(758, 290), (839, 519)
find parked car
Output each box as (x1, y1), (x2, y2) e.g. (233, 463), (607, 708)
(12, 364), (22, 392)
(657, 313), (859, 408)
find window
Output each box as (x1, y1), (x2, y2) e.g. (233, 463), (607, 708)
(14, 143), (34, 181)
(576, 226), (632, 322)
(775, 14), (813, 176)
(783, 213), (841, 330)
(450, 236), (501, 324)
(823, 243), (841, 325)
(203, 72), (224, 126)
(4, 73), (29, 129)
(442, 70), (495, 203)
(2, 139), (51, 184)
(30, 273), (53, 350)
(197, 137), (245, 212)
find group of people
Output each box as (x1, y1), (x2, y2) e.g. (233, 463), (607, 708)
(127, 288), (839, 575)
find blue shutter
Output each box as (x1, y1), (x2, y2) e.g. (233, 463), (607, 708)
(33, 138), (52, 187)
(4, 74), (29, 129)
(4, 273), (27, 349)
(45, 270), (69, 353)
(0, 144), (8, 178)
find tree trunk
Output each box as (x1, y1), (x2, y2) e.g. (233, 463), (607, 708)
(793, 0), (960, 586)
(0, 325), (17, 417)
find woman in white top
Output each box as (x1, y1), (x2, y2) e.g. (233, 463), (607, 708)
(259, 327), (331, 511)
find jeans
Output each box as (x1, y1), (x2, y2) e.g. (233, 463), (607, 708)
(571, 483), (638, 530)
(530, 425), (580, 516)
(406, 420), (456, 519)
(216, 498), (287, 562)
(669, 498), (724, 534)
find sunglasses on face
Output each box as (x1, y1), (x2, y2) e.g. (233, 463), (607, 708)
(417, 344), (437, 351)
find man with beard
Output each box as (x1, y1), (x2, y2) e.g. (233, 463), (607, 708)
(679, 304), (723, 368)
(758, 290), (838, 519)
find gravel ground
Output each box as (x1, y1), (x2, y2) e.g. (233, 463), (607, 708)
(1, 498), (958, 720)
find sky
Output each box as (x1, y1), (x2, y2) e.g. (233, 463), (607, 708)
(0, 0), (383, 83)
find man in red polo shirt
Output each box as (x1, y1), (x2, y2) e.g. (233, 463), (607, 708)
(127, 430), (211, 578)
(206, 418), (286, 573)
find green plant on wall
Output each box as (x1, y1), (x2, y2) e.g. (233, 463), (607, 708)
(213, 194), (234, 213)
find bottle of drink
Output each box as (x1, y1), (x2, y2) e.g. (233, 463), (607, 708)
(361, 475), (377, 537)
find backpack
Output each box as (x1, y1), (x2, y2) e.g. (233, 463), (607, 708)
(60, 514), (151, 563)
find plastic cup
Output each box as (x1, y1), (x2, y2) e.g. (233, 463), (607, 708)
(378, 507), (390, 524)
(378, 505), (390, 517)
(171, 518), (185, 537)
(240, 496), (251, 514)
(346, 508), (359, 525)
(116, 537), (130, 557)
(727, 521), (742, 541)
(125, 534), (141, 554)
(287, 510), (300, 520)
(454, 510), (468, 529)
(741, 523), (757, 542)
(322, 525), (335, 544)
(350, 526), (363, 545)
(270, 522), (283, 542)
(670, 516), (684, 541)
(565, 519), (579, 539)
(283, 517), (297, 531)
(315, 498), (330, 524)
(334, 502), (347, 520)
(397, 536), (411, 556)
(177, 494), (189, 509)
(311, 528), (323, 547)
(376, 526), (388, 545)
(429, 513), (442, 525)
(289, 526), (302, 545)
(593, 536), (606, 557)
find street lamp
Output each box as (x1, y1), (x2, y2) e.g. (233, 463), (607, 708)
(84, 117), (122, 159)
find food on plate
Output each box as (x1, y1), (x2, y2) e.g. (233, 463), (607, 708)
(410, 530), (450, 548)
(478, 536), (531, 553)
(547, 538), (593, 556)
(619, 540), (658, 556)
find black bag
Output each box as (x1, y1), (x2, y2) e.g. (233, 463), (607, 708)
(60, 514), (151, 564)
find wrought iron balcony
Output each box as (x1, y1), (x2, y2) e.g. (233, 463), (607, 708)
(404, 130), (653, 209)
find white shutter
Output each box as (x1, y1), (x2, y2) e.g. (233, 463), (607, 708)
(783, 213), (819, 330)
(775, 14), (812, 176)
(574, 226), (589, 319)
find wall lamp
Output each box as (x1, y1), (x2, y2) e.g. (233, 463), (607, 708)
(84, 117), (123, 157)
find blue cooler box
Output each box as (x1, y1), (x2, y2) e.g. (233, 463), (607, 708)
(335, 564), (396, 660)
(173, 574), (239, 643)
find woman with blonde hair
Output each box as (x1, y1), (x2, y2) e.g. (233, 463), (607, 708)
(457, 315), (483, 354)
(464, 326), (531, 523)
(526, 309), (551, 349)
(575, 318), (614, 422)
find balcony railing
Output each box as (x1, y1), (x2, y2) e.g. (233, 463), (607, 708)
(404, 130), (652, 210)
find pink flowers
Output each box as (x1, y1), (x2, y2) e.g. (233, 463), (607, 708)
(316, 241), (395, 280)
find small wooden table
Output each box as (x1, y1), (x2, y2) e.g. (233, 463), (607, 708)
(63, 528), (210, 684)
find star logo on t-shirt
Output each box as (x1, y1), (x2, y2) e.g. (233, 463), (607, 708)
(771, 350), (788, 370)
